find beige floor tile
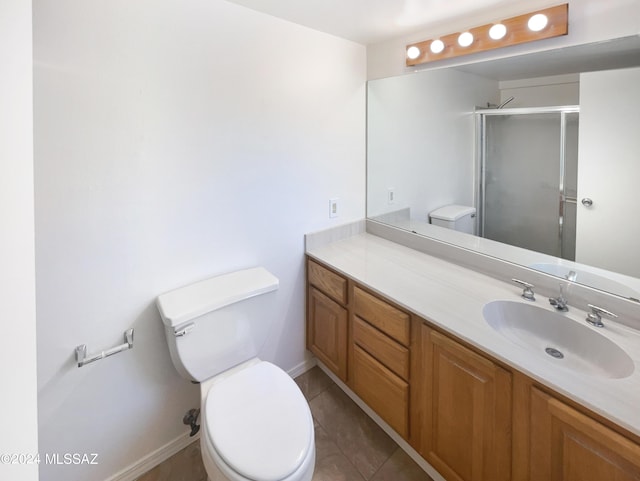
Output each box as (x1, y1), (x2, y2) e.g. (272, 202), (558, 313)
(312, 423), (365, 480)
(310, 384), (397, 480)
(314, 422), (342, 460)
(135, 440), (206, 481)
(370, 448), (434, 481)
(295, 366), (334, 402)
(312, 453), (368, 481)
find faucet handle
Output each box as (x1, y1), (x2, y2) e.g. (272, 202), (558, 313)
(586, 304), (617, 328)
(512, 278), (535, 301)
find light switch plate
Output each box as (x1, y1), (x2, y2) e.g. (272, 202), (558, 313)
(329, 198), (339, 218)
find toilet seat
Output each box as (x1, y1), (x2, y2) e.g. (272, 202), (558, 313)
(204, 361), (313, 481)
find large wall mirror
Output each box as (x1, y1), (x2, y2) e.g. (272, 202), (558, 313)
(367, 35), (640, 301)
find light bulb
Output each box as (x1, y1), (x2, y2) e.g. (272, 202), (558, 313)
(489, 23), (507, 40)
(528, 13), (548, 32)
(458, 32), (474, 47)
(407, 46), (421, 60)
(430, 39), (445, 54)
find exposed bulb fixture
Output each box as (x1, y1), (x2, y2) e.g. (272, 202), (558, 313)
(430, 39), (445, 54)
(528, 13), (549, 31)
(458, 32), (474, 47)
(405, 4), (567, 67)
(406, 46), (421, 60)
(489, 23), (507, 40)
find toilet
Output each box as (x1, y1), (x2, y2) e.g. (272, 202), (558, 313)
(156, 267), (315, 481)
(429, 204), (476, 234)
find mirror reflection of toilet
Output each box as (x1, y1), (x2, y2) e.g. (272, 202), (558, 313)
(429, 204), (476, 235)
(157, 267), (315, 481)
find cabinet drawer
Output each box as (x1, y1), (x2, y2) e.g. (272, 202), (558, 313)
(353, 316), (409, 381)
(308, 259), (347, 305)
(354, 287), (410, 346)
(352, 345), (409, 439)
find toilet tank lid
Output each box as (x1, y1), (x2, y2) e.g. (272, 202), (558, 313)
(156, 267), (279, 328)
(430, 204), (476, 221)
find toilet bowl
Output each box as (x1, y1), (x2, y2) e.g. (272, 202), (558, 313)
(156, 267), (316, 481)
(199, 360), (315, 481)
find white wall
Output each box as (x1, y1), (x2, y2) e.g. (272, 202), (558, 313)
(368, 0), (640, 79)
(367, 68), (498, 221)
(0, 2), (39, 481)
(499, 74), (580, 108)
(33, 1), (365, 480)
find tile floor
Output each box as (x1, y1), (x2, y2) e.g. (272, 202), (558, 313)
(136, 366), (433, 481)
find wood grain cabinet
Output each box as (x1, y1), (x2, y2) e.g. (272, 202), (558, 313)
(350, 286), (411, 439)
(306, 259), (348, 381)
(521, 385), (640, 481)
(418, 325), (512, 481)
(305, 256), (640, 481)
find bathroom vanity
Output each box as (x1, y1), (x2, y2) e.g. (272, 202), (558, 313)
(305, 230), (640, 481)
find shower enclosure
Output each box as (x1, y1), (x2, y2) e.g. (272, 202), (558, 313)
(476, 106), (579, 260)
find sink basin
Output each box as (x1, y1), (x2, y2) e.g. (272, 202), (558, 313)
(482, 300), (635, 379)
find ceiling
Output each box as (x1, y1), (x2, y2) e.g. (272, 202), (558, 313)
(224, 0), (640, 81)
(224, 0), (518, 45)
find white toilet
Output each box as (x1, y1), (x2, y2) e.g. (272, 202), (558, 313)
(156, 267), (315, 481)
(429, 204), (476, 234)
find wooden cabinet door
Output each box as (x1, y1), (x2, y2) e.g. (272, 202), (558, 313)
(529, 387), (640, 481)
(420, 325), (512, 481)
(307, 286), (348, 381)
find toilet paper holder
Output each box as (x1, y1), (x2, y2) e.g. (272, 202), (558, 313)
(75, 328), (134, 368)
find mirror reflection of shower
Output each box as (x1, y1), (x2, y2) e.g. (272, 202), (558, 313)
(476, 105), (580, 260)
(497, 96), (515, 109)
(485, 96), (516, 109)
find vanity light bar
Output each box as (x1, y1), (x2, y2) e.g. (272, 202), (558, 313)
(406, 4), (568, 67)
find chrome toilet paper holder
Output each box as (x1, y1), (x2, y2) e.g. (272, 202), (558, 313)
(75, 328), (134, 368)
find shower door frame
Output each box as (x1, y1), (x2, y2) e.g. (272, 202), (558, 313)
(475, 105), (580, 259)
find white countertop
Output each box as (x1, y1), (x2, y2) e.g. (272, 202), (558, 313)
(306, 232), (640, 438)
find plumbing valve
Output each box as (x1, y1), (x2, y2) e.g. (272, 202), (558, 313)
(183, 408), (201, 437)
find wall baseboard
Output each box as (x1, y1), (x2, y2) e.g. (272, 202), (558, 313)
(104, 431), (199, 481)
(287, 356), (317, 379)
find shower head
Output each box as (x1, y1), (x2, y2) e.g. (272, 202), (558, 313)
(497, 96), (515, 109)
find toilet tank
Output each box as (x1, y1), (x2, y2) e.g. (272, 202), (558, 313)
(429, 205), (476, 234)
(156, 267), (279, 382)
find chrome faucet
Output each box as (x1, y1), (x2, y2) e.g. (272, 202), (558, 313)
(549, 284), (569, 312)
(512, 278), (535, 301)
(586, 304), (617, 328)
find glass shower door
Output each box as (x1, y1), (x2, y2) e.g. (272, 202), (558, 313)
(561, 112), (579, 261)
(482, 112), (571, 258)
